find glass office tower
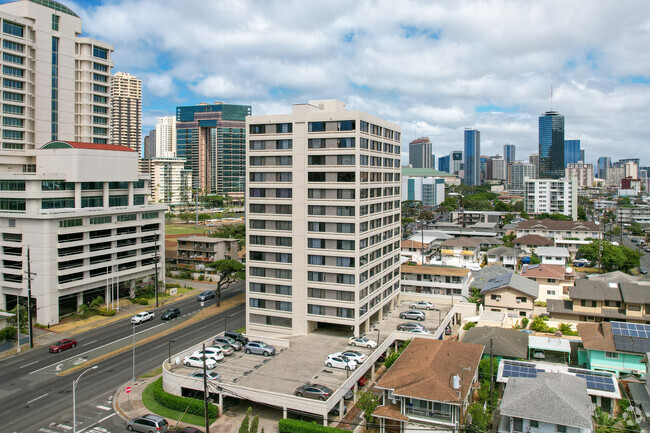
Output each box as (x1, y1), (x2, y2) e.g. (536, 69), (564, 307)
(538, 111), (565, 178)
(564, 139), (581, 167)
(503, 144), (516, 165)
(464, 129), (480, 186)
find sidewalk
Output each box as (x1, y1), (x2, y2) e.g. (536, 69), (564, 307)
(0, 280), (205, 358)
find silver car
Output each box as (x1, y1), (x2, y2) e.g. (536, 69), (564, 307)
(127, 414), (169, 432)
(400, 309), (426, 321)
(244, 340), (276, 356)
(213, 335), (242, 351)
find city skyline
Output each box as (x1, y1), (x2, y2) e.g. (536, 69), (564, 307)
(8, 0), (649, 166)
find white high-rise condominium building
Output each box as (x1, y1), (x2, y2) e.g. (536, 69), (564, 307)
(0, 141), (166, 325)
(491, 156), (506, 181)
(140, 157), (192, 205)
(0, 0), (113, 171)
(155, 116), (177, 158)
(524, 177), (578, 220)
(246, 100), (402, 337)
(565, 163), (594, 189)
(110, 71), (141, 154)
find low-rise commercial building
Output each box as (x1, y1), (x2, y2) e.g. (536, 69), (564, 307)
(177, 236), (238, 268)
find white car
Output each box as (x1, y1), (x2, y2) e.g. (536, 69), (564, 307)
(325, 354), (357, 371)
(410, 301), (435, 310)
(183, 355), (217, 369)
(332, 350), (367, 364)
(131, 311), (154, 324)
(348, 336), (377, 349)
(192, 347), (225, 362)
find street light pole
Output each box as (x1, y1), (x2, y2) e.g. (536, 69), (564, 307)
(73, 366), (98, 433)
(132, 322), (136, 383)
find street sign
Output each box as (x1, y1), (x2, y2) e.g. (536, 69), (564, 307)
(169, 288), (178, 296)
(125, 386), (132, 394)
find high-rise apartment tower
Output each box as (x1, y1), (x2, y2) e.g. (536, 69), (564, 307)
(110, 72), (141, 153)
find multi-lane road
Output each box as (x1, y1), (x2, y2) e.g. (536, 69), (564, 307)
(1, 281), (245, 433)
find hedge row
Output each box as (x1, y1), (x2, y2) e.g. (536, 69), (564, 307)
(279, 419), (348, 433)
(151, 378), (217, 418)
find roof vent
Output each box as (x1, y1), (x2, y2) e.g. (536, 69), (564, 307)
(608, 283), (618, 289)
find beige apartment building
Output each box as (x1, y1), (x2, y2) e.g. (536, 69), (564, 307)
(245, 100), (402, 336)
(110, 71), (142, 154)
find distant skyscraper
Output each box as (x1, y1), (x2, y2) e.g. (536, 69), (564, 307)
(580, 149), (585, 163)
(597, 156), (611, 179)
(450, 150), (463, 175)
(491, 156), (506, 181)
(480, 155), (492, 182)
(176, 102), (250, 195)
(503, 144), (516, 164)
(508, 161), (536, 194)
(538, 111), (565, 178)
(529, 153), (540, 178)
(110, 72), (142, 154)
(155, 116), (176, 158)
(564, 139), (581, 167)
(438, 155), (450, 173)
(143, 129), (156, 158)
(408, 137), (433, 168)
(464, 129), (480, 186)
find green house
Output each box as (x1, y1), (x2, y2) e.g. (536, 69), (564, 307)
(577, 322), (646, 377)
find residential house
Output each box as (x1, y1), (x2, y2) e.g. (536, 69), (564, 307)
(627, 353), (650, 427)
(498, 373), (594, 433)
(520, 264), (576, 302)
(471, 266), (538, 318)
(513, 234), (554, 254)
(547, 280), (650, 323)
(515, 219), (602, 254)
(577, 322), (646, 377)
(528, 336), (572, 364)
(486, 246), (517, 268)
(497, 359), (621, 414)
(176, 236), (238, 268)
(535, 246), (571, 265)
(401, 240), (429, 264)
(439, 237), (483, 269)
(405, 230), (453, 262)
(373, 339), (483, 432)
(461, 326), (528, 361)
(476, 236), (504, 250)
(400, 264), (470, 298)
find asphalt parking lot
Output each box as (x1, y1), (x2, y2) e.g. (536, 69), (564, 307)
(370, 299), (452, 338)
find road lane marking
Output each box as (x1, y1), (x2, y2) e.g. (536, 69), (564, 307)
(30, 323), (166, 374)
(20, 359), (40, 368)
(77, 413), (116, 433)
(82, 340), (98, 346)
(39, 428), (58, 433)
(57, 424), (73, 430)
(96, 405), (111, 411)
(27, 393), (48, 404)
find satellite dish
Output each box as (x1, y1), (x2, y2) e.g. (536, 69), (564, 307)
(566, 267), (573, 273)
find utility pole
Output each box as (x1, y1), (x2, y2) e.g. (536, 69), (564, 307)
(202, 342), (210, 433)
(489, 337), (494, 400)
(154, 232), (159, 308)
(26, 247), (34, 348)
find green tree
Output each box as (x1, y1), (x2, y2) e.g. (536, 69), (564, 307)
(578, 206), (587, 221)
(208, 259), (245, 307)
(89, 296), (104, 310)
(629, 221), (644, 236)
(178, 212), (193, 223)
(478, 357), (498, 382)
(578, 240), (640, 272)
(7, 304), (27, 332)
(250, 415), (259, 433)
(494, 201), (512, 212)
(440, 196), (458, 212)
(530, 253), (541, 265)
(519, 210), (529, 219)
(211, 223), (246, 249)
(356, 389), (380, 423)
(467, 403), (491, 433)
(593, 407), (616, 433)
(465, 287), (483, 304)
(619, 196), (632, 206)
(239, 407), (252, 433)
(502, 232), (516, 247)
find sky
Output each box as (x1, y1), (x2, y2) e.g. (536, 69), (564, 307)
(32, 0), (650, 165)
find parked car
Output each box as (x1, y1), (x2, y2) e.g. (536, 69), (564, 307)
(348, 336), (377, 348)
(641, 267), (648, 274)
(192, 347), (225, 362)
(213, 336), (242, 351)
(332, 350), (367, 364)
(244, 341), (276, 356)
(572, 258), (589, 267)
(357, 376), (369, 387)
(170, 428), (204, 433)
(294, 383), (333, 400)
(410, 301), (434, 310)
(330, 405), (348, 417)
(161, 307), (180, 320)
(344, 388), (354, 400)
(127, 414), (169, 432)
(190, 370), (221, 382)
(400, 310), (425, 321)
(131, 311), (154, 324)
(533, 350), (546, 359)
(325, 354), (357, 370)
(183, 355), (217, 369)
(197, 291), (214, 302)
(397, 322), (425, 332)
(210, 342), (235, 356)
(445, 325), (452, 335)
(405, 328), (431, 334)
(49, 338), (77, 353)
(520, 329), (533, 334)
(225, 331), (249, 346)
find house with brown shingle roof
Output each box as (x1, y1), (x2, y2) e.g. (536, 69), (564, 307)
(577, 322), (646, 377)
(373, 338), (483, 432)
(439, 236), (484, 268)
(520, 264), (576, 302)
(513, 234), (554, 254)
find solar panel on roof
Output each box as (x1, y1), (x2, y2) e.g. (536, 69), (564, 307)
(502, 360), (543, 379)
(574, 372), (617, 393)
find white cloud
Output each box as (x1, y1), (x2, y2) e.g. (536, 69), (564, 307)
(72, 0), (650, 165)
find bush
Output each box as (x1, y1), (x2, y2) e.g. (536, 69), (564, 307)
(198, 274), (205, 281)
(521, 317), (529, 328)
(278, 419), (348, 433)
(97, 308), (116, 316)
(151, 378), (217, 418)
(558, 323), (578, 336)
(534, 301), (547, 307)
(131, 298), (149, 305)
(0, 326), (16, 341)
(166, 283), (181, 289)
(384, 340), (411, 368)
(463, 322), (477, 330)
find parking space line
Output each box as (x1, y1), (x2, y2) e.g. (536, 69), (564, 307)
(27, 393), (48, 404)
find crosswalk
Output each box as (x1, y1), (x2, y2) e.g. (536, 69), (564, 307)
(38, 396), (115, 433)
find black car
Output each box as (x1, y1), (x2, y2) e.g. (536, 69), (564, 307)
(197, 291), (215, 301)
(225, 331), (249, 346)
(161, 307), (180, 320)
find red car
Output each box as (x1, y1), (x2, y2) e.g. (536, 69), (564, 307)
(49, 338), (77, 353)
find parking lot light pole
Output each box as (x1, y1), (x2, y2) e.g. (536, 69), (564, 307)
(73, 366), (98, 433)
(168, 339), (176, 366)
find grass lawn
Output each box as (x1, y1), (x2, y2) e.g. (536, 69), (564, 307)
(140, 366), (162, 378)
(142, 379), (217, 425)
(165, 224), (207, 235)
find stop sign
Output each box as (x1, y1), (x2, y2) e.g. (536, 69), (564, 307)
(125, 386), (132, 394)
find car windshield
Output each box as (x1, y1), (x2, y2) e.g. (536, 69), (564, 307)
(359, 337), (368, 342)
(54, 342), (63, 346)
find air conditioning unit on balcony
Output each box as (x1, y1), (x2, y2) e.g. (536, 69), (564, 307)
(516, 299), (521, 303)
(495, 297), (501, 302)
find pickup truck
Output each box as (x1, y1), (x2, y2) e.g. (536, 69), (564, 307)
(131, 311), (154, 324)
